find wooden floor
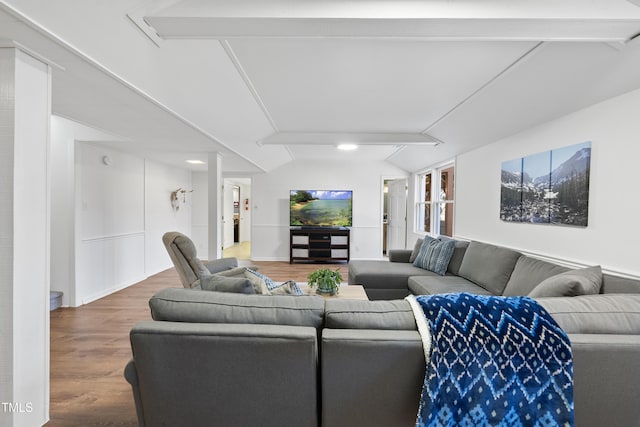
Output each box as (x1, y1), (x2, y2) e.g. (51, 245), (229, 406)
(47, 261), (349, 426)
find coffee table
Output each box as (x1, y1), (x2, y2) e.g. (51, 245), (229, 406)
(298, 284), (369, 301)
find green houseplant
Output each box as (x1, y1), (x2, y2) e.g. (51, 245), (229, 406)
(307, 268), (343, 296)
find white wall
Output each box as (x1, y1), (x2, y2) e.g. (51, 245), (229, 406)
(74, 143), (193, 305)
(50, 116), (125, 306)
(50, 118), (75, 308)
(191, 172), (209, 256)
(144, 160), (192, 274)
(454, 87), (640, 278)
(75, 144), (146, 305)
(251, 159), (408, 261)
(0, 47), (50, 427)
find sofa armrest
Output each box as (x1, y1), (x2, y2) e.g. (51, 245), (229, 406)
(124, 360), (146, 427)
(570, 334), (640, 427)
(388, 249), (413, 263)
(204, 257), (238, 273)
(129, 321), (318, 427)
(123, 359), (137, 386)
(321, 329), (424, 427)
(197, 273), (255, 294)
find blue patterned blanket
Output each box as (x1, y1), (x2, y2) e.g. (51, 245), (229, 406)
(406, 293), (574, 427)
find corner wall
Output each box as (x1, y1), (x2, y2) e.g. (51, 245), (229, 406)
(455, 87), (640, 277)
(50, 116), (126, 306)
(75, 143), (146, 305)
(67, 140), (192, 306)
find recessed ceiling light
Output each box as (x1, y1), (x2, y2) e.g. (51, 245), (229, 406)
(337, 143), (358, 151)
(186, 160), (205, 165)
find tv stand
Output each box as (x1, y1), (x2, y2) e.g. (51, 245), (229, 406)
(290, 228), (350, 263)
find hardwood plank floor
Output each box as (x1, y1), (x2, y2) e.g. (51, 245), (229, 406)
(47, 261), (349, 426)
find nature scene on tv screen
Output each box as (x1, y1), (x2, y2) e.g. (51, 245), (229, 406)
(290, 190), (352, 227)
(500, 141), (591, 226)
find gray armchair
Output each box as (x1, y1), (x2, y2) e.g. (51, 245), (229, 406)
(162, 231), (238, 289)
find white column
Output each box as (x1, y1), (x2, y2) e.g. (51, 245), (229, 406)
(0, 48), (51, 426)
(207, 152), (223, 260)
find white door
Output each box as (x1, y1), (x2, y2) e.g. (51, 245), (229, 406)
(387, 179), (407, 252)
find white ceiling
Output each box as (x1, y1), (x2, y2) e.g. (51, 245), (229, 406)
(1, 0), (640, 174)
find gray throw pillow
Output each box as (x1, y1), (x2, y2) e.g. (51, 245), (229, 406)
(216, 267), (268, 294)
(529, 265), (603, 298)
(200, 274), (255, 294)
(409, 238), (424, 263)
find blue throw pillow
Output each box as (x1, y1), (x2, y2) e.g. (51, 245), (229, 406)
(412, 235), (438, 270)
(412, 236), (456, 276)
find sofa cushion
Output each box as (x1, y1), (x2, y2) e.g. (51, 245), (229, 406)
(219, 267), (268, 294)
(149, 288), (325, 328)
(502, 256), (570, 296)
(457, 241), (521, 295)
(199, 275), (255, 294)
(536, 294), (640, 334)
(324, 299), (416, 330)
(412, 237), (455, 276)
(203, 257), (238, 274)
(388, 249), (413, 263)
(215, 267), (303, 295)
(438, 237), (469, 275)
(408, 276), (493, 296)
(348, 260), (439, 290)
(529, 265), (603, 298)
(601, 274), (640, 294)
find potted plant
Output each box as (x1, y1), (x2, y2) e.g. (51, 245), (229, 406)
(307, 268), (343, 296)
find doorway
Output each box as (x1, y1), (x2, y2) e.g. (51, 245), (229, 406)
(383, 178), (408, 256)
(233, 185), (240, 244)
(222, 178), (252, 260)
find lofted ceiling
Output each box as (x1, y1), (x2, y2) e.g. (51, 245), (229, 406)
(1, 0), (640, 174)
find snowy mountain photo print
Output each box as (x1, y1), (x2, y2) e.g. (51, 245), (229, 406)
(500, 142), (591, 226)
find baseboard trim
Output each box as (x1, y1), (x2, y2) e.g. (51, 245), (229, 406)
(80, 275), (146, 306)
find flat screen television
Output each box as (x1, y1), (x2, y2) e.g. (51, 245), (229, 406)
(290, 190), (352, 227)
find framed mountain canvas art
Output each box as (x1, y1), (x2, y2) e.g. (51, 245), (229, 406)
(500, 141), (591, 226)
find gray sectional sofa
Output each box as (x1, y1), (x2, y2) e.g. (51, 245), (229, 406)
(125, 282), (640, 426)
(349, 239), (640, 300)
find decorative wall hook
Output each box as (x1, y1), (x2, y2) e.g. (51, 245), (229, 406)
(171, 188), (193, 211)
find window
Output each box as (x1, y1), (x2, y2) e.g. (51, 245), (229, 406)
(416, 163), (455, 237)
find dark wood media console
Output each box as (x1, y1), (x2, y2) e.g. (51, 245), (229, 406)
(289, 228), (350, 263)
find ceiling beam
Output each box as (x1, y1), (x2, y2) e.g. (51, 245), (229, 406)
(259, 132), (440, 146)
(145, 17), (640, 42)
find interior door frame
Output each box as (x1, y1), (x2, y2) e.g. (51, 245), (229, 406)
(381, 176), (408, 257)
